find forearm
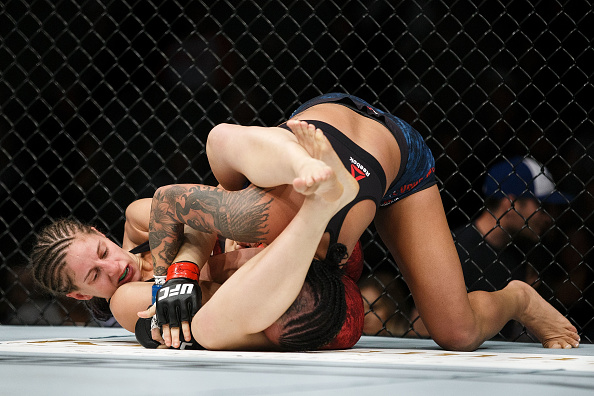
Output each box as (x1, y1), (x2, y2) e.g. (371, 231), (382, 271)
(149, 186), (186, 277)
(176, 226), (217, 270)
(149, 183), (274, 275)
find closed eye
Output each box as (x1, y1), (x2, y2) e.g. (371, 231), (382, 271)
(92, 268), (100, 282)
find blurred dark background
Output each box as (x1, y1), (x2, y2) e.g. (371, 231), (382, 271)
(1, 0), (593, 341)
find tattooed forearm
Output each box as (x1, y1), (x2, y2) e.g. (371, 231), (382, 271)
(215, 186), (273, 242)
(149, 183), (275, 273)
(176, 185), (273, 243)
(153, 265), (168, 277)
(149, 187), (185, 273)
(159, 238), (183, 264)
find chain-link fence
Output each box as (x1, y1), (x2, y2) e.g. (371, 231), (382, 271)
(1, 1), (593, 343)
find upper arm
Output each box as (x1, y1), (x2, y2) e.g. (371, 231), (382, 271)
(123, 198), (152, 250)
(110, 281), (153, 332)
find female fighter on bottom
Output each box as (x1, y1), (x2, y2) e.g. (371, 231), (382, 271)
(30, 124), (365, 351)
(146, 93), (578, 351)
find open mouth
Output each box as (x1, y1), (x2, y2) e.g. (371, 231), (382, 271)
(118, 267), (129, 283)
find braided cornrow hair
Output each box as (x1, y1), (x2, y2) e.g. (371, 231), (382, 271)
(30, 218), (97, 295)
(275, 243), (348, 351)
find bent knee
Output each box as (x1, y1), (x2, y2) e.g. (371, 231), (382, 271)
(430, 326), (482, 352)
(206, 123), (233, 154)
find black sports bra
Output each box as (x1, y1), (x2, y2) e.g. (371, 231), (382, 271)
(130, 241), (150, 254)
(278, 120), (386, 245)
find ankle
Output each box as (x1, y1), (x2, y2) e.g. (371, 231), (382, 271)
(505, 280), (531, 322)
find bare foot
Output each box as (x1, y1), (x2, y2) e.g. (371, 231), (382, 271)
(509, 280), (580, 349)
(288, 119), (359, 208)
(284, 120), (334, 196)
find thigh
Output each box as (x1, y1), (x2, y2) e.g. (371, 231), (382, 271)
(206, 123), (301, 190)
(374, 186), (474, 333)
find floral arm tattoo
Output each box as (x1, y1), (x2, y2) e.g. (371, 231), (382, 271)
(149, 184), (273, 276)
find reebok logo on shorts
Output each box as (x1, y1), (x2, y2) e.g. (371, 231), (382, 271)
(350, 157), (370, 181)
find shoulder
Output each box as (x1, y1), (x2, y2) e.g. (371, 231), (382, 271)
(110, 281), (153, 332)
(123, 199), (152, 250)
(125, 199), (152, 225)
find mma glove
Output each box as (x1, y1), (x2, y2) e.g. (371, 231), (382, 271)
(135, 315), (204, 350)
(155, 261), (202, 329)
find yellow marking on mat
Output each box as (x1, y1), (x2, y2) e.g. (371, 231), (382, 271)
(26, 339), (139, 347)
(28, 339), (76, 344)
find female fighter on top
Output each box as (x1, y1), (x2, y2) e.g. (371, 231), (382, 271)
(143, 93), (579, 350)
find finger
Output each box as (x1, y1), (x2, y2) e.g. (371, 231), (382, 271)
(151, 327), (164, 345)
(182, 321), (192, 342)
(138, 304), (156, 318)
(162, 324), (172, 347)
(168, 306), (181, 329)
(170, 327), (181, 349)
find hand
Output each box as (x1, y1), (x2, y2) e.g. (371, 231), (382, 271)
(137, 304), (165, 347)
(137, 302), (202, 350)
(155, 278), (201, 348)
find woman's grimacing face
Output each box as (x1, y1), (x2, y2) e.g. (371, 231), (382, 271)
(65, 232), (143, 300)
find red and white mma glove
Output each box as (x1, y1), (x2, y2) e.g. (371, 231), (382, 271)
(155, 261), (202, 329)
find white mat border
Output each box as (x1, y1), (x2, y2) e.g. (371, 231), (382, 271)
(1, 336), (593, 373)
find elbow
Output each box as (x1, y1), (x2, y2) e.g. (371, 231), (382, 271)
(206, 123), (234, 157)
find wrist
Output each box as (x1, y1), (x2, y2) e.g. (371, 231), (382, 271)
(152, 276), (166, 304)
(166, 261), (200, 282)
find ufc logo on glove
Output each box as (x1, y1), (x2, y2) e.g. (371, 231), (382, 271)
(158, 283), (195, 299)
(155, 261), (203, 330)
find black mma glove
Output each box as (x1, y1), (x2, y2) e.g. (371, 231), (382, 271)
(135, 316), (161, 349)
(155, 261), (202, 329)
(135, 316), (205, 350)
